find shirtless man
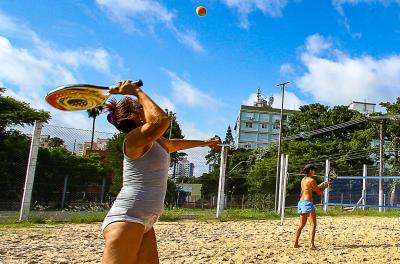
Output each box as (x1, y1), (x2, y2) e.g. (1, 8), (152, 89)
(294, 164), (330, 250)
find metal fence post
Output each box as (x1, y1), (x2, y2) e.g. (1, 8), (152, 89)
(216, 145), (228, 218)
(278, 154), (285, 216)
(363, 164), (367, 210)
(19, 121), (43, 221)
(323, 159), (330, 212)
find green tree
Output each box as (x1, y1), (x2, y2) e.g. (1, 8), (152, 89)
(224, 125), (234, 146)
(380, 98), (400, 204)
(105, 133), (126, 195)
(48, 137), (65, 148)
(34, 147), (106, 207)
(0, 92), (50, 133)
(87, 106), (104, 151)
(163, 109), (184, 139)
(0, 92), (50, 209)
(245, 103), (376, 197)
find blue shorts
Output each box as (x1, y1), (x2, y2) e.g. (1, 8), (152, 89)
(297, 200), (315, 214)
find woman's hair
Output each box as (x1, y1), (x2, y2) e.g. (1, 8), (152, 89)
(302, 164), (316, 176)
(104, 97), (143, 133)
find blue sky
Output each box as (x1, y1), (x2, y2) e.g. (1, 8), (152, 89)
(1, 0), (400, 140)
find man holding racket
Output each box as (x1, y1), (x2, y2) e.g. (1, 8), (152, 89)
(293, 164), (331, 250)
(101, 80), (220, 264)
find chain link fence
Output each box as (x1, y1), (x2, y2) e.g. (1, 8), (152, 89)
(1, 123), (115, 212)
(3, 121), (400, 222)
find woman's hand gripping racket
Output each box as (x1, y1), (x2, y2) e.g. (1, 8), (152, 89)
(45, 80), (143, 111)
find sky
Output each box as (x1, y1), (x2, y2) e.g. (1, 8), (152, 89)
(1, 0), (400, 141)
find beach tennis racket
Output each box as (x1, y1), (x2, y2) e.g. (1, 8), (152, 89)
(328, 168), (338, 183)
(45, 80), (143, 111)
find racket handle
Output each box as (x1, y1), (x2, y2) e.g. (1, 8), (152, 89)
(110, 80), (143, 89)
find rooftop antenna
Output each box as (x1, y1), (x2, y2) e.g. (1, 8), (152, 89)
(256, 88), (262, 104)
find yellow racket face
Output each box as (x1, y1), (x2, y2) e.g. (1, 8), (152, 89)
(45, 86), (109, 111)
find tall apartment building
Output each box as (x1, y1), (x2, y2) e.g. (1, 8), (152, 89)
(176, 157), (195, 177)
(234, 89), (297, 149)
(75, 138), (109, 156)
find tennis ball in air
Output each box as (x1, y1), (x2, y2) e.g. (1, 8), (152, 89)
(196, 6), (207, 16)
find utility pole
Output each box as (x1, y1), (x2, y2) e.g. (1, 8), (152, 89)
(275, 81), (289, 212)
(366, 114), (400, 212)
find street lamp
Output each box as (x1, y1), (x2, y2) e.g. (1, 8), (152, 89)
(275, 81), (289, 212)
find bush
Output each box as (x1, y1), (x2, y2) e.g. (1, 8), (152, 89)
(245, 193), (274, 210)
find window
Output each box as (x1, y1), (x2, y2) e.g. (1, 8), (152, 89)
(260, 114), (268, 121)
(244, 144), (251, 149)
(273, 122), (279, 130)
(245, 122), (253, 128)
(261, 123), (268, 129)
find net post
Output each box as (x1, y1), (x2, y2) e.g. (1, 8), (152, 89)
(323, 159), (330, 213)
(216, 145), (228, 218)
(19, 120), (43, 221)
(278, 154), (285, 216)
(383, 194), (386, 212)
(362, 164), (367, 211)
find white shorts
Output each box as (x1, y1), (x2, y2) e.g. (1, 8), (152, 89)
(101, 206), (161, 233)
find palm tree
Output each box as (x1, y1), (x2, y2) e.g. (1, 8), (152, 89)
(87, 105), (104, 151)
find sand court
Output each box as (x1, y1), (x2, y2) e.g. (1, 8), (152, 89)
(1, 217), (400, 263)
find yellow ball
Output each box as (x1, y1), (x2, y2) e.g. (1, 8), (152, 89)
(196, 6), (207, 16)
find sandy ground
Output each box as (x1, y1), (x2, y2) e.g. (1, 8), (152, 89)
(1, 217), (400, 264)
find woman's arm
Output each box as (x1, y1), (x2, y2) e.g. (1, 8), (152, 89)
(311, 180), (329, 195)
(162, 137), (220, 153)
(109, 81), (170, 156)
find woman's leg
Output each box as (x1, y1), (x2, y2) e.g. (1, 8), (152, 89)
(102, 222), (145, 264)
(136, 227), (159, 264)
(294, 213), (308, 248)
(308, 211), (317, 249)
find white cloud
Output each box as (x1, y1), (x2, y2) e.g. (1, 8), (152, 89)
(333, 0), (399, 11)
(331, 0), (397, 38)
(221, 0), (289, 28)
(243, 92), (258, 106)
(0, 37), (76, 91)
(39, 47), (116, 75)
(0, 11), (120, 129)
(296, 34), (400, 106)
(304, 34), (332, 56)
(163, 69), (221, 109)
(180, 121), (213, 140)
(280, 63), (295, 75)
(243, 90), (304, 110)
(96, 0), (174, 25)
(153, 95), (176, 112)
(271, 92), (305, 110)
(96, 0), (204, 53)
(58, 112), (92, 130)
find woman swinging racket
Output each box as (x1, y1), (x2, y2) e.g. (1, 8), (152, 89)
(101, 80), (220, 264)
(294, 164), (331, 250)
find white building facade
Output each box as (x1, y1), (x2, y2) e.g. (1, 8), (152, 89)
(234, 90), (297, 149)
(348, 101), (376, 114)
